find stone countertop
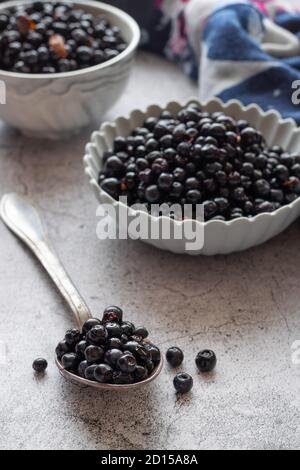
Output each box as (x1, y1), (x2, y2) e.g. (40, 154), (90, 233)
(0, 52), (299, 451)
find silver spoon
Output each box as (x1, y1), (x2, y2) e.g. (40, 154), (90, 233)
(0, 193), (163, 391)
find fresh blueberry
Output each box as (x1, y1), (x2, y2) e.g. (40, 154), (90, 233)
(94, 364), (113, 383)
(173, 373), (193, 394)
(195, 350), (217, 373)
(87, 325), (108, 345)
(102, 306), (123, 324)
(32, 358), (48, 373)
(166, 347), (184, 367)
(84, 345), (104, 364)
(117, 353), (137, 373)
(82, 318), (102, 335)
(65, 328), (81, 346)
(104, 348), (123, 367)
(61, 353), (79, 371)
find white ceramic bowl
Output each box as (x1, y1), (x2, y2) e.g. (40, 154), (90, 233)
(0, 0), (140, 139)
(84, 98), (300, 256)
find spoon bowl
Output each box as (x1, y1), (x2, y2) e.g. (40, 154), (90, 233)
(0, 193), (163, 391)
(56, 354), (164, 391)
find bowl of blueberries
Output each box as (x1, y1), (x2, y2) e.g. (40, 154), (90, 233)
(0, 0), (140, 138)
(84, 98), (300, 255)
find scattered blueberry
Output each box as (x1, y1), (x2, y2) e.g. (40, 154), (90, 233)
(173, 372), (193, 394)
(32, 358), (48, 373)
(166, 347), (184, 367)
(195, 350), (217, 373)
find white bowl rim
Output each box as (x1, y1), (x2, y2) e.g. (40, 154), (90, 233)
(84, 97), (300, 229)
(0, 0), (141, 79)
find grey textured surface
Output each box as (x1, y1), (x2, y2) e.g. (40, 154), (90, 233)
(0, 52), (299, 451)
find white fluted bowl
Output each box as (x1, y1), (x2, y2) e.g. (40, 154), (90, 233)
(0, 0), (140, 139)
(84, 98), (300, 255)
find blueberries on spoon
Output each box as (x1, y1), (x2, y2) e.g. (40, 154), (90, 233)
(56, 306), (161, 385)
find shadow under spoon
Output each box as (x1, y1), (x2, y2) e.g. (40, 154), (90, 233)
(0, 193), (163, 391)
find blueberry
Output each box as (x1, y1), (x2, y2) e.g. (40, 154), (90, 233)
(145, 344), (161, 364)
(23, 50), (38, 65)
(113, 371), (134, 384)
(82, 318), (102, 335)
(274, 164), (289, 182)
(240, 127), (261, 146)
(94, 364), (113, 383)
(117, 353), (137, 373)
(32, 358), (48, 373)
(85, 345), (104, 364)
(84, 364), (98, 381)
(152, 158), (169, 175)
(133, 326), (149, 339)
(186, 189), (202, 203)
(104, 348), (123, 367)
(75, 340), (88, 357)
(195, 350), (217, 372)
(102, 306), (123, 324)
(173, 373), (193, 394)
(61, 353), (79, 371)
(121, 321), (135, 337)
(254, 179), (270, 197)
(55, 340), (70, 359)
(105, 322), (122, 338)
(166, 347), (184, 367)
(87, 325), (108, 345)
(78, 360), (89, 378)
(124, 341), (149, 363)
(256, 201), (274, 213)
(65, 328), (81, 346)
(158, 173), (174, 190)
(106, 337), (122, 350)
(145, 185), (161, 203)
(204, 200), (218, 219)
(134, 365), (148, 382)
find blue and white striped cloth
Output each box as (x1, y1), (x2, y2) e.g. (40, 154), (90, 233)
(105, 0), (300, 123)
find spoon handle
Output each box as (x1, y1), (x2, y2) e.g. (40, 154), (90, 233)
(0, 193), (92, 328)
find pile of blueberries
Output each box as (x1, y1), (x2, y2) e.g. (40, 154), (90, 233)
(54, 306), (161, 385)
(99, 105), (300, 221)
(0, 1), (127, 74)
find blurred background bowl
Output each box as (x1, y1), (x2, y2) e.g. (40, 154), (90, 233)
(0, 0), (140, 139)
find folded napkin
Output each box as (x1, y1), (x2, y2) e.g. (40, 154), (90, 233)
(106, 0), (300, 123)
